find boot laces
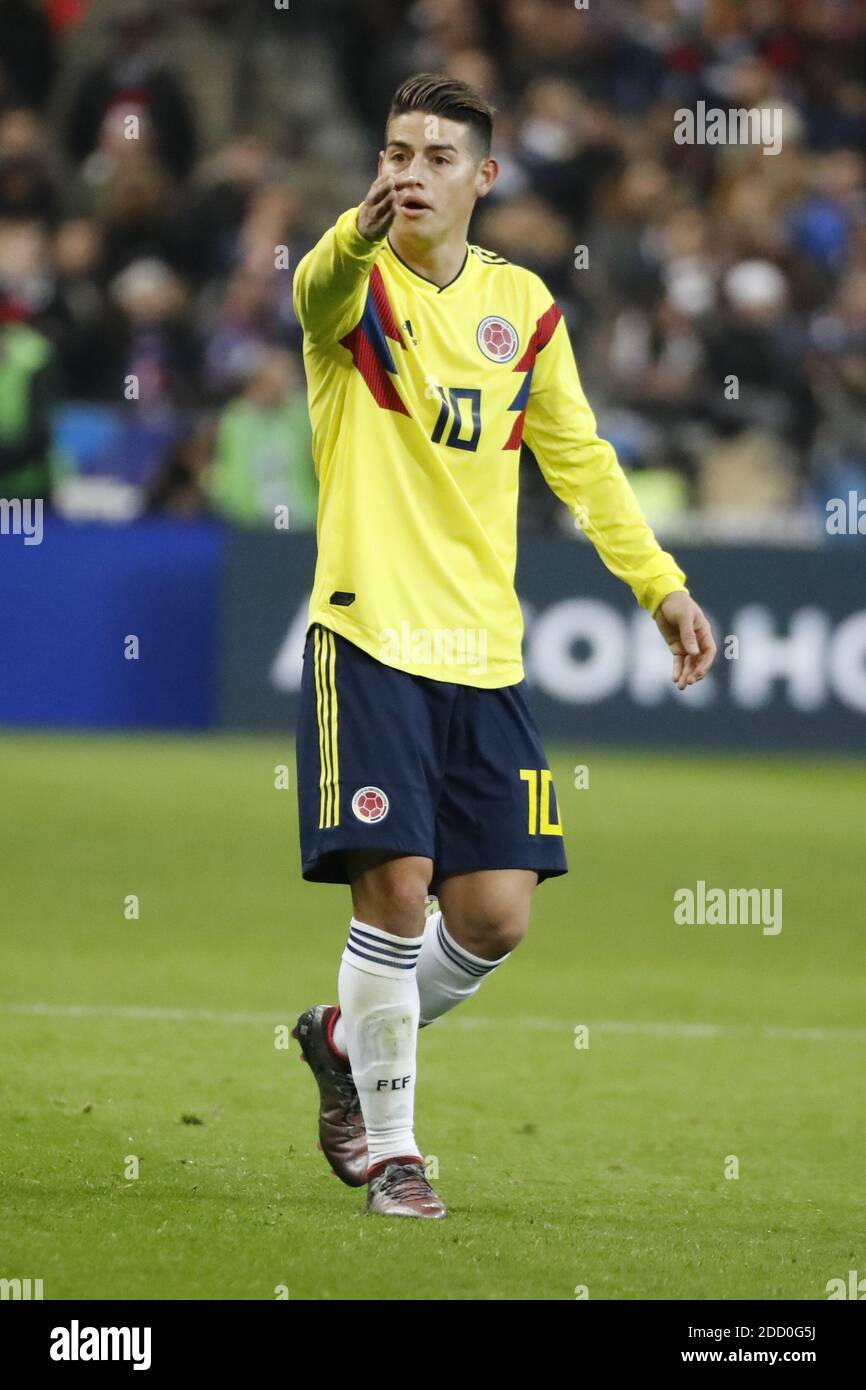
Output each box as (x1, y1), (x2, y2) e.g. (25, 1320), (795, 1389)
(384, 1161), (430, 1200)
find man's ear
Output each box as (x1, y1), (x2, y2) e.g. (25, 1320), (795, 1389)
(475, 157), (499, 199)
(377, 150), (385, 177)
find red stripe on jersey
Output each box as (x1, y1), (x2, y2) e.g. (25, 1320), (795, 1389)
(503, 303), (563, 449)
(369, 264), (407, 348)
(514, 302), (562, 372)
(341, 325), (410, 415)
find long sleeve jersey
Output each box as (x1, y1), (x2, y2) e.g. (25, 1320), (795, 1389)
(292, 205), (687, 686)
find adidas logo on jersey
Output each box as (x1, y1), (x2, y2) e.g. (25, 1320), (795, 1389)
(470, 244), (509, 265)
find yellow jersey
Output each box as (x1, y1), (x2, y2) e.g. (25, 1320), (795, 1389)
(293, 204), (687, 687)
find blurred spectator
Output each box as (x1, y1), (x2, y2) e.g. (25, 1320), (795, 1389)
(788, 150), (864, 278)
(89, 121), (178, 276)
(45, 217), (115, 397)
(700, 259), (815, 454)
(65, 0), (197, 181)
(206, 347), (317, 528)
(108, 257), (197, 407)
(0, 109), (64, 228)
(807, 266), (866, 497)
(0, 0), (57, 112)
(0, 219), (56, 319)
(0, 109), (63, 236)
(0, 299), (59, 500)
(171, 137), (282, 284)
(200, 266), (282, 402)
(145, 410), (215, 518)
(515, 81), (624, 231)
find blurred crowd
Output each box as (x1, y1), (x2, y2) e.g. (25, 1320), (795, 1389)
(1, 0), (864, 531)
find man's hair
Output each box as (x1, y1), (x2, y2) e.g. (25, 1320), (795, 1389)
(386, 74), (495, 159)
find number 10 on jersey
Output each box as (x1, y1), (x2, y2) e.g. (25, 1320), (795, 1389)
(431, 386), (482, 452)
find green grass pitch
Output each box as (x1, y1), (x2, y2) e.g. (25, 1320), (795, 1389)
(1, 733), (864, 1301)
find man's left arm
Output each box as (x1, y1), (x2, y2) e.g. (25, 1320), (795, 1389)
(522, 303), (717, 690)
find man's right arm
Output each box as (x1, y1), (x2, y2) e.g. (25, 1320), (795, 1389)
(292, 177), (397, 344)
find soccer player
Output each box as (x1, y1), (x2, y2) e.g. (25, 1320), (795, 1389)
(291, 75), (716, 1219)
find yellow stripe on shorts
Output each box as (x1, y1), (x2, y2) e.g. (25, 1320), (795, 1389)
(314, 627), (340, 828)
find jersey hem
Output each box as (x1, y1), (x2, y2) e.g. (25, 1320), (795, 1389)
(307, 609), (526, 689)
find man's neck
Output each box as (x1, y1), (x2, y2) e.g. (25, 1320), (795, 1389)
(387, 228), (469, 289)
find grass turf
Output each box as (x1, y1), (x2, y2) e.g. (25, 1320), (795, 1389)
(1, 733), (864, 1300)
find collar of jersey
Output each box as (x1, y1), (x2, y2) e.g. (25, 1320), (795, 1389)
(383, 236), (472, 296)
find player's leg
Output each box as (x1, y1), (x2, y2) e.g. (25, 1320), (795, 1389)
(416, 868), (536, 1026)
(293, 626), (450, 1215)
(337, 849), (430, 1170)
(416, 678), (566, 1030)
(346, 848), (432, 936)
(333, 849), (445, 1217)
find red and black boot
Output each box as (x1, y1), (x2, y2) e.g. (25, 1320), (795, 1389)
(292, 1005), (367, 1187)
(366, 1157), (447, 1219)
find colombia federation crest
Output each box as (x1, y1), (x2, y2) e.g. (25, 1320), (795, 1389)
(476, 316), (519, 363)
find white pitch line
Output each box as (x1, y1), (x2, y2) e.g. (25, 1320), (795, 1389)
(1, 1001), (864, 1044)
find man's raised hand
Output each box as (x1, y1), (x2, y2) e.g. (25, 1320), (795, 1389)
(357, 175), (397, 242)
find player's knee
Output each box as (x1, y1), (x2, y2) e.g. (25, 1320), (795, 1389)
(352, 857), (430, 937)
(447, 902), (531, 960)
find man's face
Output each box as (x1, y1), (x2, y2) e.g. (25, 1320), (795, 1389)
(379, 111), (497, 242)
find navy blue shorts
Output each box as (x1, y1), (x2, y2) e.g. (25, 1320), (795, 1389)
(296, 624), (568, 889)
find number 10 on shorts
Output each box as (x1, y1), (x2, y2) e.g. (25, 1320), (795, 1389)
(519, 768), (564, 836)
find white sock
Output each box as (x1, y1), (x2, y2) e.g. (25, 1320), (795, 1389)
(416, 910), (510, 1027)
(331, 1011), (348, 1058)
(338, 917), (423, 1169)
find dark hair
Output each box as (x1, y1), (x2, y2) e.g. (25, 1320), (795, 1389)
(386, 73), (495, 159)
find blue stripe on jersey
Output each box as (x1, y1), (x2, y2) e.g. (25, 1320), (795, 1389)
(359, 287), (399, 375)
(508, 368), (534, 415)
